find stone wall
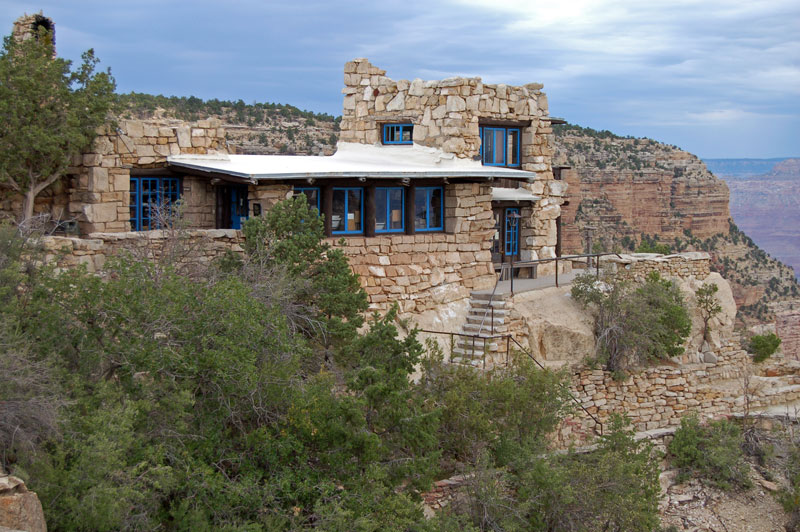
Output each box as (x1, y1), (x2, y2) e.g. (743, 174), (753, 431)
(340, 59), (552, 175)
(40, 229), (243, 273)
(336, 183), (496, 313)
(338, 58), (564, 271)
(39, 181), (497, 313)
(559, 345), (800, 444)
(1, 118), (229, 233)
(68, 119), (228, 234)
(777, 310), (800, 360)
(600, 252), (711, 282)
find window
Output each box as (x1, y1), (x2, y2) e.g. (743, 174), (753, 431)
(332, 187), (363, 234)
(480, 126), (521, 167)
(376, 187), (404, 233)
(415, 186), (443, 231)
(129, 176), (181, 231)
(293, 187), (320, 211)
(382, 123), (414, 145)
(505, 208), (520, 256)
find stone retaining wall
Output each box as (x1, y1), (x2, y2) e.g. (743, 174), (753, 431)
(558, 346), (800, 444)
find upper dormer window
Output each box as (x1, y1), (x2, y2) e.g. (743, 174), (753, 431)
(382, 123), (414, 145)
(480, 126), (521, 167)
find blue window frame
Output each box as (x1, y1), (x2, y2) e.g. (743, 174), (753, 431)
(129, 176), (181, 231)
(375, 187), (405, 233)
(382, 123), (414, 145)
(414, 186), (443, 232)
(479, 126), (521, 168)
(504, 208), (520, 256)
(293, 187), (321, 211)
(332, 187), (363, 234)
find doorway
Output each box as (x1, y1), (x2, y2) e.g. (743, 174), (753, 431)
(491, 206), (521, 265)
(216, 184), (249, 229)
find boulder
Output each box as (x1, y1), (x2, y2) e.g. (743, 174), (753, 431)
(0, 476), (47, 532)
(513, 286), (595, 364)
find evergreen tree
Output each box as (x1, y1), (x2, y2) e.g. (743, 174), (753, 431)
(0, 25), (116, 222)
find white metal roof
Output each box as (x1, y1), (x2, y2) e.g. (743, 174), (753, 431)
(167, 142), (535, 181)
(491, 187), (541, 202)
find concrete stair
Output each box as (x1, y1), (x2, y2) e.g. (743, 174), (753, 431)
(450, 292), (511, 368)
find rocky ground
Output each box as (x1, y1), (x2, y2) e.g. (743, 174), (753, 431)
(660, 417), (799, 532)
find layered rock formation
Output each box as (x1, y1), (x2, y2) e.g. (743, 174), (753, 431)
(552, 125), (730, 253)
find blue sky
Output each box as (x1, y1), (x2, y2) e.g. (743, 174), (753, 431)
(1, 0), (798, 158)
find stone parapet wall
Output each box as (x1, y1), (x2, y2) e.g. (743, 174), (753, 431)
(777, 310), (800, 360)
(40, 229), (243, 273)
(600, 252), (711, 282)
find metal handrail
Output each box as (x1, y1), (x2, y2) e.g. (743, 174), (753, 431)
(476, 262), (508, 337)
(509, 337), (603, 436)
(493, 252), (623, 292)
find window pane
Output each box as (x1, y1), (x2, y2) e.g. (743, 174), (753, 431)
(375, 189), (388, 231)
(493, 129), (505, 165)
(508, 129), (519, 166)
(389, 188), (403, 230)
(483, 128), (494, 165)
(414, 192), (427, 229)
(429, 187), (442, 229)
(294, 188), (319, 211)
(332, 189), (346, 232)
(401, 126), (412, 143)
(347, 189), (362, 232)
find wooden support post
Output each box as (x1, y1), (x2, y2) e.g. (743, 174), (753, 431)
(322, 184), (333, 238)
(405, 184), (416, 235)
(365, 183), (376, 238)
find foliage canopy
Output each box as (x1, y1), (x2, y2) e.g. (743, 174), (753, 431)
(0, 26), (116, 222)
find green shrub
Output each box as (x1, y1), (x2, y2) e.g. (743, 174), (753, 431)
(749, 333), (781, 363)
(668, 415), (751, 490)
(572, 271), (691, 376)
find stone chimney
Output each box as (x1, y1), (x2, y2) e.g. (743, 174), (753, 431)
(11, 12), (55, 55)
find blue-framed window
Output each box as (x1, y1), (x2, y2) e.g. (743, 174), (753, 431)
(129, 176), (181, 231)
(480, 126), (521, 168)
(332, 187), (363, 234)
(414, 186), (443, 232)
(293, 187), (321, 212)
(505, 208), (520, 256)
(375, 187), (405, 233)
(382, 123), (414, 145)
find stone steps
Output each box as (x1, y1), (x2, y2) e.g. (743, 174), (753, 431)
(450, 291), (512, 367)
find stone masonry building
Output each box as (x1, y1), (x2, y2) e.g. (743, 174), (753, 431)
(1, 19), (565, 313)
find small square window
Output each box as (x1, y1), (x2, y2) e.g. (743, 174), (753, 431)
(480, 126), (521, 168)
(382, 123), (414, 145)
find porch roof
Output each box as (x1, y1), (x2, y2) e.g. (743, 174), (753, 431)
(491, 187), (541, 203)
(167, 142), (535, 182)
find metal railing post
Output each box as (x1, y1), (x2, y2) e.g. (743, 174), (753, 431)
(555, 256), (559, 288)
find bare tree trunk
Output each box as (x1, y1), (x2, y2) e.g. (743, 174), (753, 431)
(22, 188), (36, 224)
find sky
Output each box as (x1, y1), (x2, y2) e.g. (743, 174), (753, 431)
(1, 0), (798, 159)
